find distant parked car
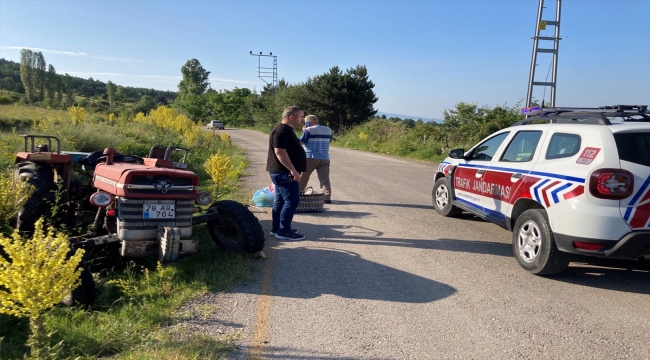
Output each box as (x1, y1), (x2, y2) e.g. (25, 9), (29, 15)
(207, 120), (225, 130)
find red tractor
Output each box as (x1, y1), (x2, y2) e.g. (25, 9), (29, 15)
(13, 134), (265, 304)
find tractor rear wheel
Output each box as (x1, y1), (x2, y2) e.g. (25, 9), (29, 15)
(207, 200), (265, 253)
(13, 161), (57, 234)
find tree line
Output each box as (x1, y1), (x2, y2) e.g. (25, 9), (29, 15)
(0, 55), (177, 108)
(172, 58), (525, 145)
(4, 50), (527, 151)
(174, 58), (379, 134)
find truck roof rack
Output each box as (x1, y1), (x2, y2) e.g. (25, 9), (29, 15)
(521, 105), (647, 116)
(513, 105), (649, 126)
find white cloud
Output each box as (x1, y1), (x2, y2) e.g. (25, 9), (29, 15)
(65, 72), (259, 86)
(209, 77), (260, 85)
(89, 55), (146, 63)
(3, 47), (144, 62)
(65, 71), (181, 80)
(6, 46), (87, 56)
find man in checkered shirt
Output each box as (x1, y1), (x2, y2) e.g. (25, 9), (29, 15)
(299, 115), (333, 204)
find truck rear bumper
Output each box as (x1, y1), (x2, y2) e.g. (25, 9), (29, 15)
(554, 231), (650, 259)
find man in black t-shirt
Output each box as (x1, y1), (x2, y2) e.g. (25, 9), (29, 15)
(266, 105), (307, 240)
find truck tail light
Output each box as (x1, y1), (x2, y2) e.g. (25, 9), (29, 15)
(573, 241), (606, 251)
(90, 191), (114, 207)
(589, 169), (633, 200)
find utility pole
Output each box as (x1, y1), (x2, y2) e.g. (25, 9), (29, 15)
(250, 51), (277, 87)
(526, 0), (562, 110)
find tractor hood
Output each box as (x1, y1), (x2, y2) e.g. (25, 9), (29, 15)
(93, 163), (199, 199)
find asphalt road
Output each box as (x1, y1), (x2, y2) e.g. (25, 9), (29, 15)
(185, 128), (650, 360)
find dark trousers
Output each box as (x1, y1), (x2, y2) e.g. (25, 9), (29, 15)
(269, 172), (300, 235)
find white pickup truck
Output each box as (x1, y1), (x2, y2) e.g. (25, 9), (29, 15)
(432, 105), (650, 275)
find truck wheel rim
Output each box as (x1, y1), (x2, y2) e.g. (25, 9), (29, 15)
(517, 220), (541, 263)
(435, 184), (449, 209)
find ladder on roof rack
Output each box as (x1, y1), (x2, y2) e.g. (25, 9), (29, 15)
(525, 0), (562, 113)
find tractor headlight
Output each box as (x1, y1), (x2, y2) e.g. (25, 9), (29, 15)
(90, 191), (113, 207)
(195, 192), (213, 206)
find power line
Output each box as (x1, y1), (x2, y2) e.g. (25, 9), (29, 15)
(249, 51), (277, 87)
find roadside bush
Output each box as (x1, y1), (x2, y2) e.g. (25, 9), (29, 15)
(0, 171), (34, 227)
(68, 106), (87, 125)
(53, 122), (125, 153)
(204, 150), (238, 198)
(0, 94), (13, 105)
(0, 219), (84, 359)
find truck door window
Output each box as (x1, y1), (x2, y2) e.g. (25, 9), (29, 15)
(546, 133), (581, 159)
(500, 131), (542, 162)
(470, 132), (509, 161)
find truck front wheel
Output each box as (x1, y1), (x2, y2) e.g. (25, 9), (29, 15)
(432, 177), (462, 217)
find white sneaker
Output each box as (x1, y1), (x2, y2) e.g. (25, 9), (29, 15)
(269, 229), (298, 236)
(275, 232), (305, 241)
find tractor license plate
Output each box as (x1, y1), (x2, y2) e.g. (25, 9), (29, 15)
(143, 204), (175, 219)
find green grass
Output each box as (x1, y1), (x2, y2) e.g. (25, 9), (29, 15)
(333, 119), (450, 163)
(0, 104), (259, 359)
(0, 229), (256, 358)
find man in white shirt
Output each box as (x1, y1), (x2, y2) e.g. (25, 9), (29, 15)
(299, 115), (333, 204)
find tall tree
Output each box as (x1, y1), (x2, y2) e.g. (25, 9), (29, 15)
(177, 58), (210, 120)
(19, 49), (36, 103)
(204, 87), (255, 126)
(0, 77), (15, 93)
(304, 65), (378, 132)
(56, 76), (63, 106)
(134, 94), (157, 114)
(178, 93), (206, 121)
(35, 52), (46, 101)
(45, 64), (57, 105)
(64, 73), (74, 107)
(106, 81), (116, 108)
(178, 58), (210, 99)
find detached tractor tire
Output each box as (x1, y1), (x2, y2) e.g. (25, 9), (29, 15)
(207, 200), (265, 253)
(432, 177), (463, 217)
(512, 209), (570, 276)
(61, 261), (97, 306)
(13, 161), (57, 234)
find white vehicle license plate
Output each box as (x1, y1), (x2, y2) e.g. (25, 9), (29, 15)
(143, 204), (175, 219)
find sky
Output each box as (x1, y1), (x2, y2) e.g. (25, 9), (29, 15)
(1, 0), (649, 120)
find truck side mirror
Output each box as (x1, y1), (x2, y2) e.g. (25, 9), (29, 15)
(448, 148), (464, 159)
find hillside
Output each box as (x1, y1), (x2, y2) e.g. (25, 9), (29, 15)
(376, 111), (442, 123)
(0, 58), (177, 104)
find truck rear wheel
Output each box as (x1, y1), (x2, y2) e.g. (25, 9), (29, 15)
(13, 161), (57, 234)
(512, 209), (570, 275)
(207, 200), (265, 253)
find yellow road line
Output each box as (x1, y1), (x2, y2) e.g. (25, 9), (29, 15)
(248, 235), (275, 360)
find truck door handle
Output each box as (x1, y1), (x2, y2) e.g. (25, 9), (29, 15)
(476, 169), (484, 178)
(511, 173), (522, 182)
